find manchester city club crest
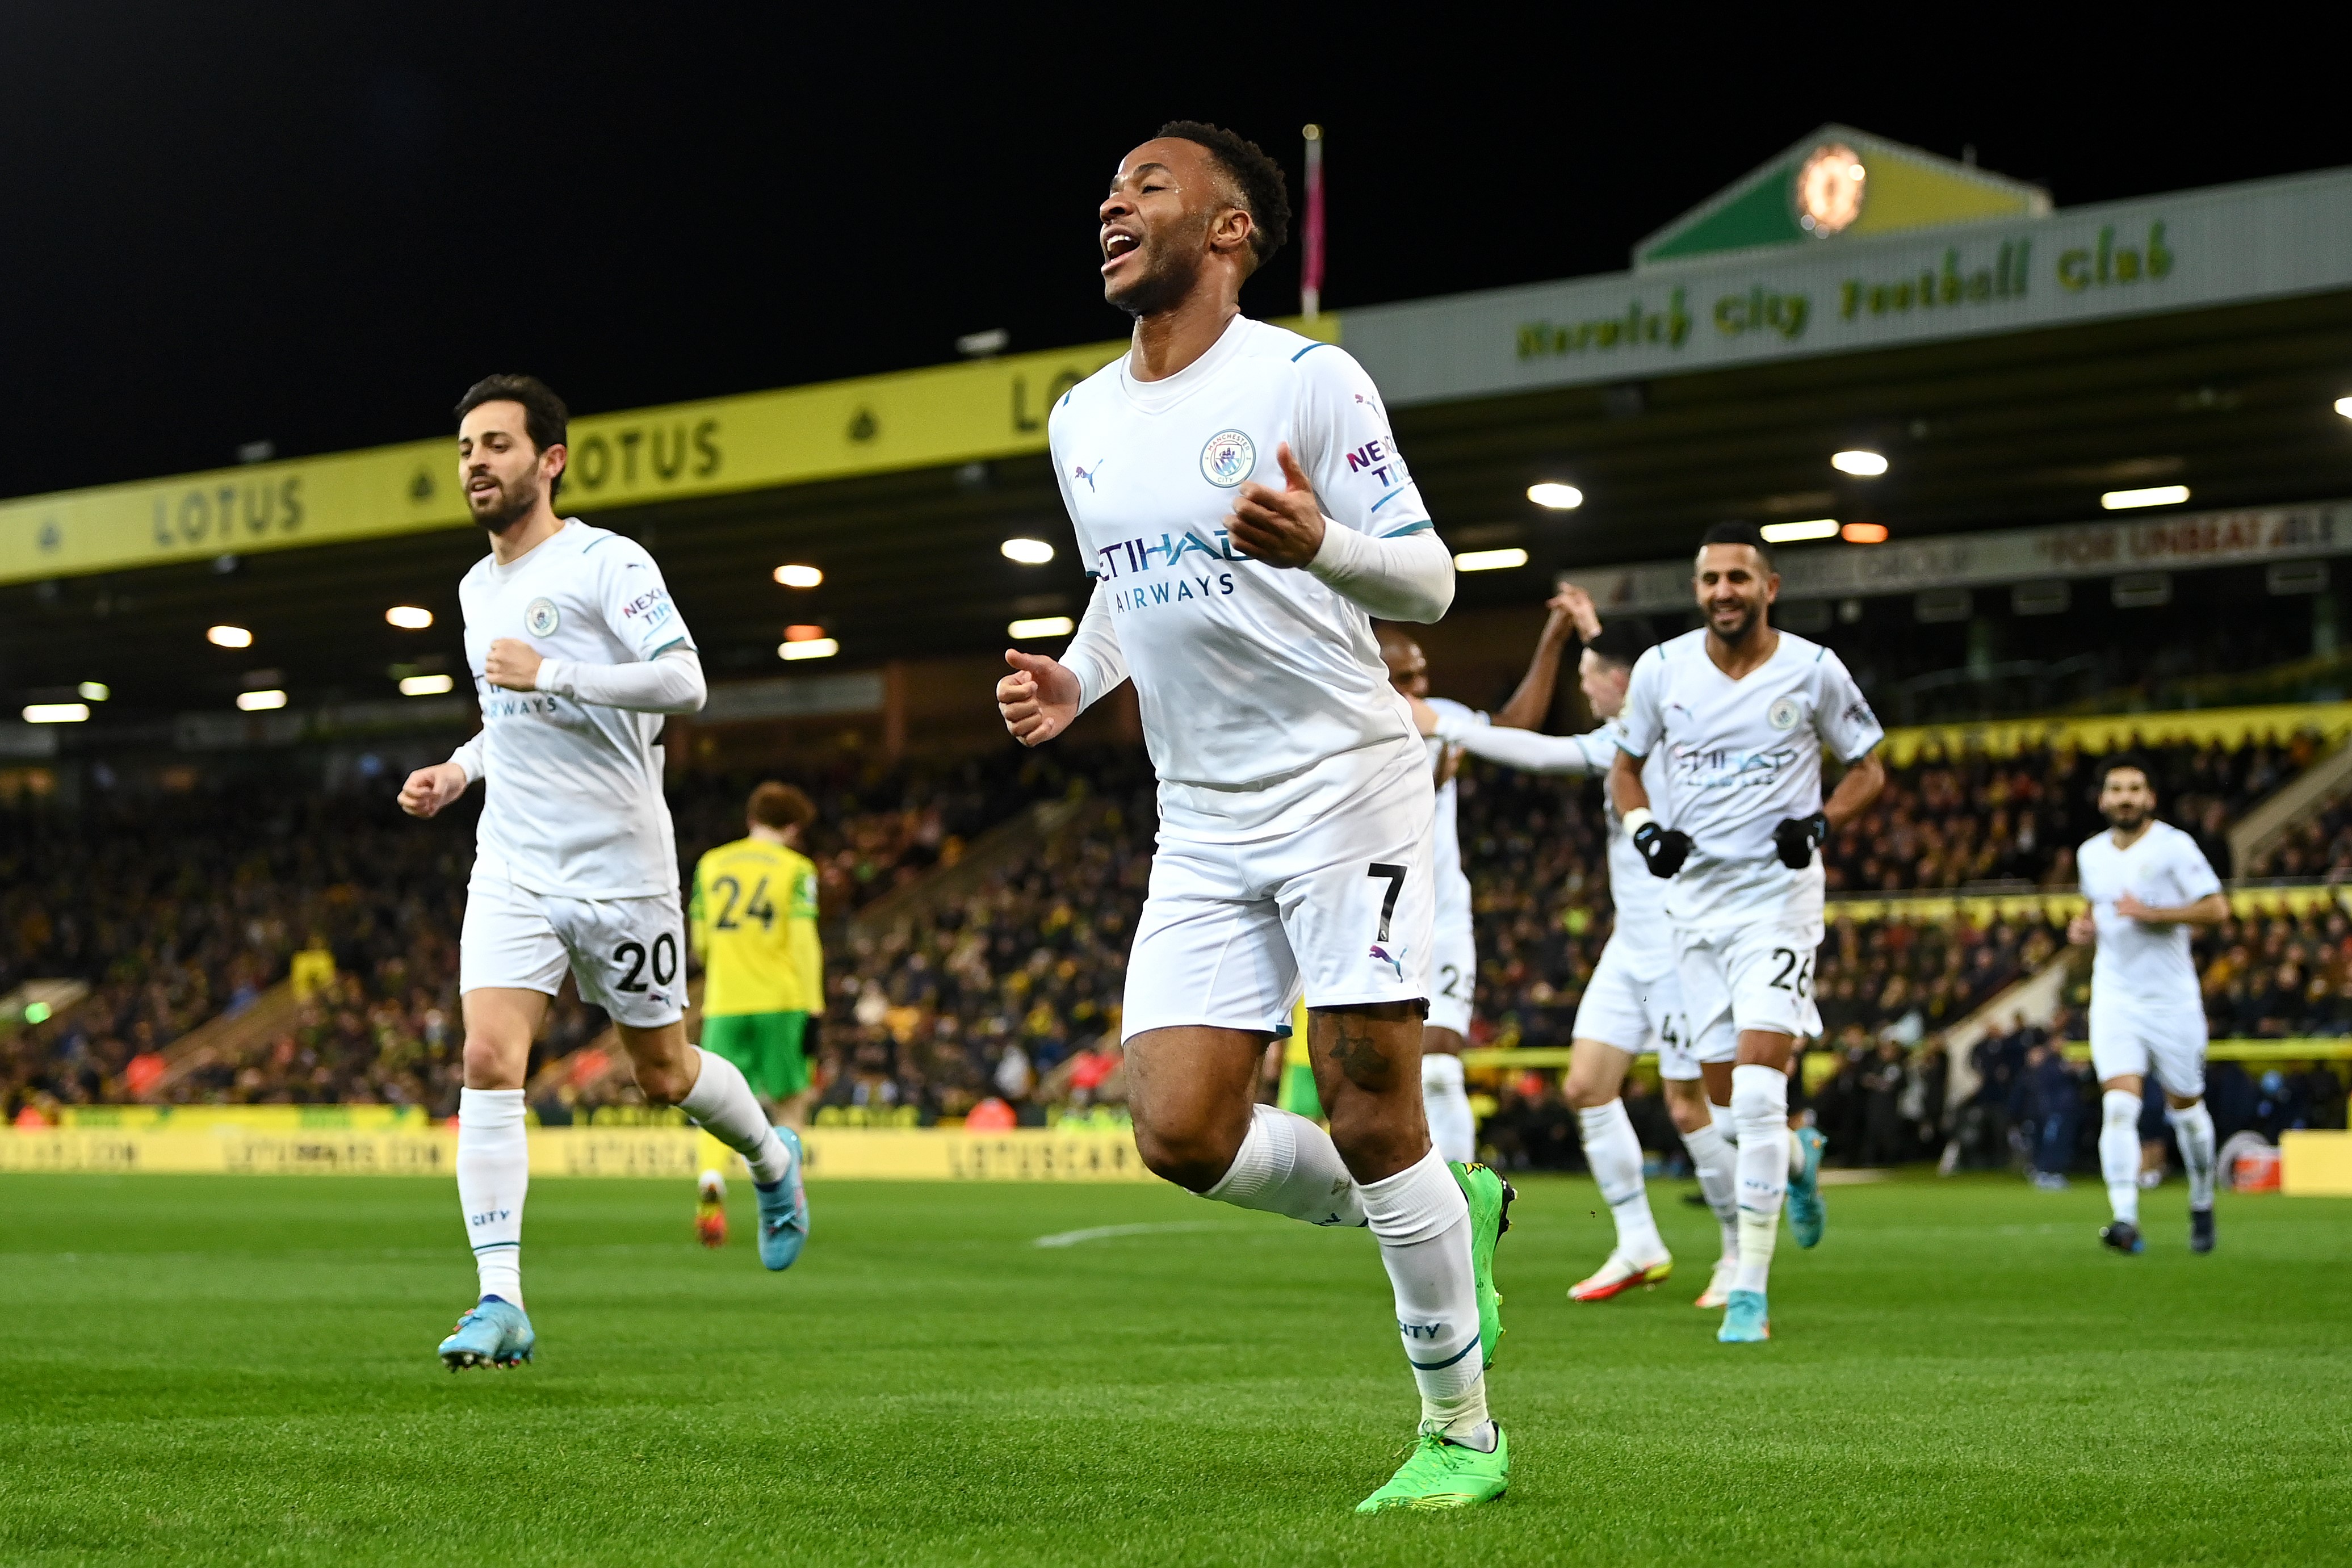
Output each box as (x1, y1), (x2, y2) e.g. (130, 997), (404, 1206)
(1199, 429), (1256, 489)
(1768, 695), (1802, 732)
(525, 597), (560, 637)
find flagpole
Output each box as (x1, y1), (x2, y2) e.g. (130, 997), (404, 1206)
(1301, 123), (1324, 321)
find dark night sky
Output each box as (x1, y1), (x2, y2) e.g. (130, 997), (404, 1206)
(2, 6), (2343, 500)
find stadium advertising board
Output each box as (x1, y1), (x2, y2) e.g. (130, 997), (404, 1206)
(1570, 500), (2352, 616)
(0, 337), (1157, 585)
(0, 1125), (1163, 1181)
(1347, 167), (2352, 405)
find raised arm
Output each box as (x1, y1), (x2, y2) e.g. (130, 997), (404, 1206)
(1428, 706), (1613, 776)
(1490, 592), (1580, 730)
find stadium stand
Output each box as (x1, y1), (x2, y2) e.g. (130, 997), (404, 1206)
(7, 697), (2350, 1162)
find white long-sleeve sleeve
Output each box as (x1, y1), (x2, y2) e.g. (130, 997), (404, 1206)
(1435, 708), (1617, 775)
(1060, 580), (1130, 715)
(1305, 523), (1454, 623)
(448, 731), (487, 786)
(533, 642), (707, 715)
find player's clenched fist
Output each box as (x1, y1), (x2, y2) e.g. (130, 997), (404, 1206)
(483, 637), (544, 692)
(997, 648), (1080, 747)
(398, 761), (469, 819)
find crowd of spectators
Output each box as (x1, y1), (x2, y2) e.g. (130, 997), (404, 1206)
(1, 745), (1108, 1123)
(10, 710), (2351, 1158)
(1819, 732), (2301, 893)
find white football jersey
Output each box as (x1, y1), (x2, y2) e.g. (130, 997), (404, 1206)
(1424, 697), (1480, 937)
(1048, 316), (1430, 792)
(1438, 711), (1672, 965)
(1617, 628), (1883, 931)
(2076, 820), (2221, 1011)
(460, 519), (693, 899)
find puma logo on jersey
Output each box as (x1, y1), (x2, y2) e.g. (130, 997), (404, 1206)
(1072, 459), (1105, 492)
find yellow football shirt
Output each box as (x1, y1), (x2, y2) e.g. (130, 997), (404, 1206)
(689, 837), (821, 1018)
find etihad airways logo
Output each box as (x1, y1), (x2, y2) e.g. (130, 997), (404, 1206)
(1089, 529), (1246, 580)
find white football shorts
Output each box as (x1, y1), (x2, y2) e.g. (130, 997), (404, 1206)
(460, 868), (687, 1030)
(1123, 741), (1436, 1040)
(2088, 994), (2207, 1097)
(1426, 905), (1476, 1038)
(1675, 916), (1823, 1044)
(1571, 933), (1737, 1079)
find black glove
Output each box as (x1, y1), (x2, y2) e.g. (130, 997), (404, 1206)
(1632, 821), (1692, 878)
(1774, 812), (1830, 870)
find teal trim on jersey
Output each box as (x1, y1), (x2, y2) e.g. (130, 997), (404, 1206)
(648, 636), (689, 658)
(1380, 519), (1435, 536)
(1369, 487), (1415, 514)
(1290, 342), (1334, 361)
(582, 534), (613, 552)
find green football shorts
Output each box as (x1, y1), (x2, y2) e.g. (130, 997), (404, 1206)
(700, 1011), (811, 1100)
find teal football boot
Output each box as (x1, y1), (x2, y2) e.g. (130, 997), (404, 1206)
(438, 1297), (534, 1370)
(1787, 1126), (1828, 1249)
(756, 1126), (810, 1271)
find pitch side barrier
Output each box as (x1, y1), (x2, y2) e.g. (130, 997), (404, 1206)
(0, 1122), (1160, 1182)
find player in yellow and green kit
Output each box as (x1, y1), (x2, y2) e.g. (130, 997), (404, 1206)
(690, 781), (823, 1247)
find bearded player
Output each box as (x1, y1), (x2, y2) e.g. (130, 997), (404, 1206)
(400, 375), (808, 1370)
(2067, 757), (2227, 1256)
(1377, 599), (1578, 1161)
(1610, 521), (1884, 1344)
(996, 122), (1510, 1512)
(1412, 593), (1746, 1309)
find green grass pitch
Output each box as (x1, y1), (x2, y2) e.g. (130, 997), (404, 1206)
(2, 1169), (2344, 1566)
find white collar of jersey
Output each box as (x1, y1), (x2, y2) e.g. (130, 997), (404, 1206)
(1117, 313), (1255, 414)
(487, 517), (586, 580)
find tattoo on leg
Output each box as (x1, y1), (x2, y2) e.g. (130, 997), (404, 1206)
(1324, 1013), (1392, 1088)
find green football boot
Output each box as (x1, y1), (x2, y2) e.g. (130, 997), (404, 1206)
(1355, 1423), (1511, 1514)
(1449, 1160), (1514, 1368)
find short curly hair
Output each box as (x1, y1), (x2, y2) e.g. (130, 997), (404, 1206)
(1157, 120), (1290, 269)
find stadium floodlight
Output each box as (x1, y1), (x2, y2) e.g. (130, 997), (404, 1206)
(1831, 450), (1889, 477)
(1840, 522), (1890, 544)
(1759, 518), (1840, 543)
(207, 624), (253, 648)
(1008, 615), (1076, 640)
(2102, 484), (2191, 510)
(385, 606), (433, 629)
(1454, 548), (1529, 572)
(1000, 538), (1056, 565)
(2336, 396), (2352, 419)
(77, 681), (109, 702)
(773, 564), (823, 588)
(1525, 482), (1583, 509)
(778, 638), (839, 661)
(236, 690), (287, 711)
(22, 702), (90, 724)
(22, 1001), (50, 1024)
(399, 674), (455, 697)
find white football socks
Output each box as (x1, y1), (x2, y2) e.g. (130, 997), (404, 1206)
(2168, 1098), (2217, 1211)
(456, 1087), (529, 1306)
(1359, 1147), (1488, 1442)
(1202, 1103), (1364, 1226)
(1421, 1053), (1477, 1164)
(681, 1047), (794, 1186)
(1730, 1064), (1789, 1296)
(2101, 1089), (2143, 1225)
(1683, 1106), (1741, 1259)
(1577, 1100), (1665, 1264)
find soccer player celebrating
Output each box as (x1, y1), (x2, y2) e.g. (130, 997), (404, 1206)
(689, 782), (826, 1246)
(1412, 596), (1747, 1308)
(400, 375), (808, 1370)
(996, 122), (1510, 1512)
(1377, 599), (1578, 1162)
(2066, 758), (2228, 1255)
(1609, 521), (1885, 1344)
